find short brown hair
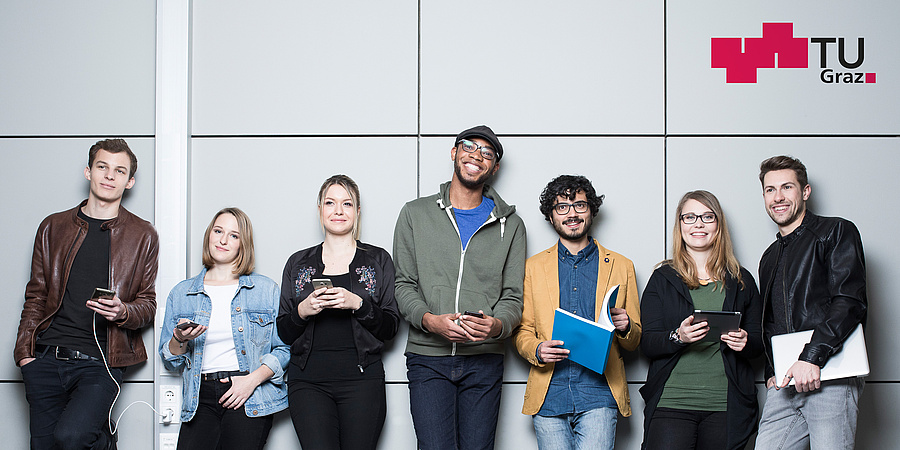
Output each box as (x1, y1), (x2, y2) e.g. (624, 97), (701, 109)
(317, 175), (362, 240)
(89, 138), (138, 178)
(759, 155), (808, 189)
(202, 207), (255, 275)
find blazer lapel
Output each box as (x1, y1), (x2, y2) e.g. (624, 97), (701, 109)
(594, 240), (613, 321)
(543, 244), (561, 310)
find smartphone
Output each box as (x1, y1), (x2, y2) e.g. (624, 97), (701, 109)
(312, 278), (333, 290)
(463, 310), (484, 318)
(176, 320), (200, 331)
(91, 287), (116, 300)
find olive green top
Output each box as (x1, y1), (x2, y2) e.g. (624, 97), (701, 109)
(657, 282), (728, 411)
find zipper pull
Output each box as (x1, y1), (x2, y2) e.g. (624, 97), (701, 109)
(358, 364), (364, 373)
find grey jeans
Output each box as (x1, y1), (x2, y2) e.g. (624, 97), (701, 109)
(755, 377), (864, 450)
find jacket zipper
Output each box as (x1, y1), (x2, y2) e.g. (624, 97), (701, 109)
(442, 203), (498, 356)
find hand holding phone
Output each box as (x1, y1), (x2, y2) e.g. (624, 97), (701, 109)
(176, 320), (200, 331)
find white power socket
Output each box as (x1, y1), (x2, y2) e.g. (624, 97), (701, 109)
(160, 433), (178, 450)
(159, 384), (182, 424)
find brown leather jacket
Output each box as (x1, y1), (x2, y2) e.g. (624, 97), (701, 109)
(15, 200), (159, 367)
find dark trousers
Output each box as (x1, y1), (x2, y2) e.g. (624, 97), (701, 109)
(21, 353), (124, 450)
(645, 407), (727, 450)
(406, 353), (504, 450)
(288, 377), (387, 450)
(176, 379), (273, 450)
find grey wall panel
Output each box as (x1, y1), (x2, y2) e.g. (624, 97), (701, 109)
(0, 2), (156, 136)
(667, 137), (898, 380)
(419, 1), (665, 135)
(667, 1), (900, 134)
(189, 137), (417, 381)
(419, 136), (664, 383)
(191, 1), (418, 135)
(0, 138), (156, 382)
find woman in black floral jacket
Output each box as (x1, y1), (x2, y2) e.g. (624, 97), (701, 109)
(277, 174), (400, 450)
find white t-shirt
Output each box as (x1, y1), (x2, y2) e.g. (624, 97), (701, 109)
(200, 283), (241, 373)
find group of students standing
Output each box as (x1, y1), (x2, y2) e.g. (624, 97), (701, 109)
(157, 125), (866, 450)
(14, 129), (865, 450)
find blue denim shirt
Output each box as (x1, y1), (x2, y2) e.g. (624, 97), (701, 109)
(538, 240), (616, 416)
(159, 269), (290, 421)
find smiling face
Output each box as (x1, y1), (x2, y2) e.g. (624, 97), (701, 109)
(680, 198), (718, 255)
(320, 184), (358, 237)
(207, 213), (241, 268)
(83, 149), (135, 205)
(550, 191), (593, 244)
(763, 168), (810, 235)
(451, 137), (499, 189)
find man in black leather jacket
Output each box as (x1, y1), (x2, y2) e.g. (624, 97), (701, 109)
(754, 155), (866, 450)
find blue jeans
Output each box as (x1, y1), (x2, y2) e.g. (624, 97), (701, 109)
(20, 353), (124, 450)
(406, 353), (504, 450)
(755, 378), (863, 450)
(533, 407), (618, 450)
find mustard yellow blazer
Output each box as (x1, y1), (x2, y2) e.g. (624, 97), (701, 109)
(514, 240), (642, 416)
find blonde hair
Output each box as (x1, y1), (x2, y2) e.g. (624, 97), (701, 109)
(669, 190), (743, 290)
(201, 207), (255, 275)
(317, 174), (361, 240)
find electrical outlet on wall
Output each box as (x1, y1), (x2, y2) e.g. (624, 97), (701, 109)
(160, 433), (178, 450)
(159, 384), (181, 424)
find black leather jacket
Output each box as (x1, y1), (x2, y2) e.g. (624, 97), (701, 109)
(759, 211), (867, 379)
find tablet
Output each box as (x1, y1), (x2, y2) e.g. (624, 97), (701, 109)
(692, 310), (742, 343)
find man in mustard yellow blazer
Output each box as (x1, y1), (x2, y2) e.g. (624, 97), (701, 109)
(514, 175), (641, 450)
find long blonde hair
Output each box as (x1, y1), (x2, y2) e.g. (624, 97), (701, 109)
(669, 190), (743, 290)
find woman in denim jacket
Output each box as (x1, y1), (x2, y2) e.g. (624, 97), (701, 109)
(159, 207), (289, 450)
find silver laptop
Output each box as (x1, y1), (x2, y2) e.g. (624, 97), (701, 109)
(771, 324), (869, 385)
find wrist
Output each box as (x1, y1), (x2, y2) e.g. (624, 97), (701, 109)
(669, 328), (685, 344)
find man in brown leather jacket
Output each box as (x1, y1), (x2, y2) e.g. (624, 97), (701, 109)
(14, 139), (159, 450)
(755, 155), (866, 450)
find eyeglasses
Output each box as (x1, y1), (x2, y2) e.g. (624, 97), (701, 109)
(680, 212), (717, 224)
(554, 201), (589, 215)
(457, 139), (496, 160)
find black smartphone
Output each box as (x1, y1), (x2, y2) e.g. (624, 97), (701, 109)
(176, 320), (200, 331)
(463, 310), (484, 318)
(91, 287), (116, 300)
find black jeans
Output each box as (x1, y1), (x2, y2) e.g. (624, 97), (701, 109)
(176, 379), (273, 450)
(288, 377), (387, 450)
(21, 353), (123, 450)
(645, 407), (727, 450)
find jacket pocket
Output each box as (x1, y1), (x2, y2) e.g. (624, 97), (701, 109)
(458, 289), (491, 317)
(247, 311), (274, 348)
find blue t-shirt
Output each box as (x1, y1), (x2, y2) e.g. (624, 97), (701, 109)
(453, 196), (494, 249)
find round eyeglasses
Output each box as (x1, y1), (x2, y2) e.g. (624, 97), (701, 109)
(457, 139), (496, 160)
(680, 212), (717, 224)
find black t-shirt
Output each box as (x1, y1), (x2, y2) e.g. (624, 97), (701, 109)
(37, 209), (111, 359)
(289, 272), (383, 381)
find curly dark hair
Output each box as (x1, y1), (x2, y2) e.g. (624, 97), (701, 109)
(538, 175), (604, 222)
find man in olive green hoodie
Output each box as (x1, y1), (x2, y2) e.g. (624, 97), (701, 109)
(393, 125), (526, 450)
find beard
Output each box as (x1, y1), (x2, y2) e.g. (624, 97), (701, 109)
(454, 157), (493, 189)
(552, 215), (592, 242)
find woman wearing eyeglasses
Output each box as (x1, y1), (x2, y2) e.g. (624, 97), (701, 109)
(277, 175), (400, 450)
(639, 190), (762, 450)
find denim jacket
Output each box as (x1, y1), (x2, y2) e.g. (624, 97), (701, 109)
(159, 269), (290, 421)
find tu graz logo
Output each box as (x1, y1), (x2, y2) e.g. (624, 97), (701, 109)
(711, 22), (875, 84)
